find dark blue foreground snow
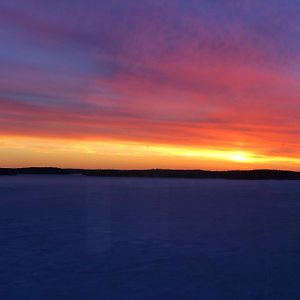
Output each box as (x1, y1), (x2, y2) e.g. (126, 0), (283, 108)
(1, 175), (300, 299)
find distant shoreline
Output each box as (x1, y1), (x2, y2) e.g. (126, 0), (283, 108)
(1, 167), (300, 180)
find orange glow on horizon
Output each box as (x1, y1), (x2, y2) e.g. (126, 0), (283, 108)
(1, 135), (300, 171)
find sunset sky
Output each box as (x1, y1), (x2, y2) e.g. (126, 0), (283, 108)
(1, 0), (300, 170)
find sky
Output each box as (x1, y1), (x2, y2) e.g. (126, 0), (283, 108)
(1, 0), (300, 170)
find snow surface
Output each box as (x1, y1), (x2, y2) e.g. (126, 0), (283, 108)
(1, 175), (300, 299)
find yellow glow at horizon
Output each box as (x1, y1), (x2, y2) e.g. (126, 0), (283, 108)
(165, 148), (254, 163)
(230, 153), (248, 162)
(1, 135), (300, 170)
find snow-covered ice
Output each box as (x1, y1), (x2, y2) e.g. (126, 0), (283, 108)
(1, 175), (300, 299)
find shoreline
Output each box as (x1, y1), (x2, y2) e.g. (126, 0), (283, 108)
(1, 167), (300, 180)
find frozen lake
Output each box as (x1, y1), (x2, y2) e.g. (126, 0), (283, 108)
(1, 175), (300, 299)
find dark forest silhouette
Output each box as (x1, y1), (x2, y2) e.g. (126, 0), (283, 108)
(1, 167), (300, 180)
